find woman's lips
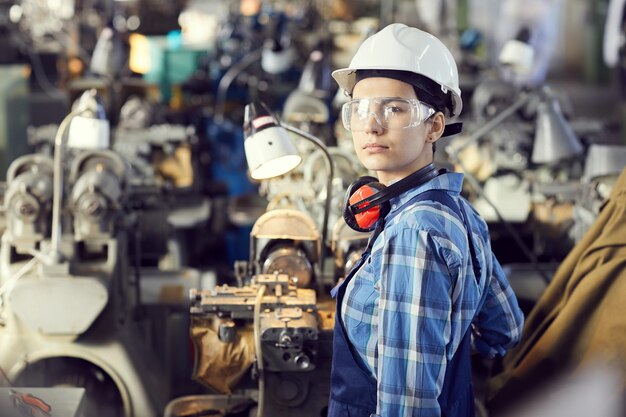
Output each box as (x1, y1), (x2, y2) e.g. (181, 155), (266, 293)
(363, 143), (388, 153)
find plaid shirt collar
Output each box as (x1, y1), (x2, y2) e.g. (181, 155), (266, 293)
(387, 170), (464, 216)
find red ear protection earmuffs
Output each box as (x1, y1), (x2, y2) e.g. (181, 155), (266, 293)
(343, 176), (390, 233)
(343, 163), (440, 233)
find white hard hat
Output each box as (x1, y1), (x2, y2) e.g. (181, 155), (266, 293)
(332, 23), (463, 118)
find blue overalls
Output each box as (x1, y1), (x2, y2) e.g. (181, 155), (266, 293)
(328, 190), (479, 417)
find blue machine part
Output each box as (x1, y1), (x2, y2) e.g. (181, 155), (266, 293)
(205, 117), (257, 263)
(205, 117), (256, 197)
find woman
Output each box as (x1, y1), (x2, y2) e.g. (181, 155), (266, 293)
(328, 23), (524, 417)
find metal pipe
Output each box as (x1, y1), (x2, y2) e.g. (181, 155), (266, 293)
(453, 92), (532, 155)
(50, 109), (83, 263)
(253, 284), (267, 417)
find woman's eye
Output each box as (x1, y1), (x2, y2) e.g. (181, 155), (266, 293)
(354, 108), (367, 117)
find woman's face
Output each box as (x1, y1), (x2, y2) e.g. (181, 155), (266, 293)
(351, 77), (435, 185)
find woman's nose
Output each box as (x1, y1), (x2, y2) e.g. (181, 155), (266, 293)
(364, 112), (383, 134)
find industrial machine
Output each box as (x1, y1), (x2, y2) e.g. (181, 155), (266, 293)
(0, 147), (176, 417)
(0, 82), (218, 417)
(330, 216), (370, 281)
(189, 273), (333, 417)
(179, 206), (334, 417)
(2, 154), (54, 256)
(248, 208), (321, 289)
(113, 121), (212, 269)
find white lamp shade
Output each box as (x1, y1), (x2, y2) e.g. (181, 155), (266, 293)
(68, 116), (110, 149)
(532, 99), (583, 164)
(68, 89), (110, 150)
(244, 125), (302, 180)
(261, 46), (295, 75)
(584, 144), (626, 181)
(499, 39), (535, 75)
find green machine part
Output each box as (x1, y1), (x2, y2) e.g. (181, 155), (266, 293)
(585, 0), (611, 84)
(0, 65), (30, 180)
(457, 0), (469, 33)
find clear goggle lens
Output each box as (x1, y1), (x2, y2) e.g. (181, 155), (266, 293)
(341, 98), (435, 132)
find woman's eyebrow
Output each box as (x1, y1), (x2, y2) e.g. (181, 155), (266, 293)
(352, 96), (409, 100)
(383, 96), (414, 101)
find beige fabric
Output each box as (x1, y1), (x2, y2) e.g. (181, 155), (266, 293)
(155, 144), (194, 188)
(190, 316), (256, 394)
(488, 168), (626, 413)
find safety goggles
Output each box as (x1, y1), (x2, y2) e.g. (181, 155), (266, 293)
(341, 97), (435, 132)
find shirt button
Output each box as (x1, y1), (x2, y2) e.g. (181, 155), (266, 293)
(392, 204), (397, 210)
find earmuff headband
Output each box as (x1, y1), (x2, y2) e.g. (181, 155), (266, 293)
(348, 163), (438, 215)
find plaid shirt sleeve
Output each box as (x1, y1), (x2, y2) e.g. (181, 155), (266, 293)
(377, 227), (460, 417)
(471, 252), (524, 358)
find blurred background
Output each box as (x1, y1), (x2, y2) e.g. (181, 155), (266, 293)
(0, 1), (624, 416)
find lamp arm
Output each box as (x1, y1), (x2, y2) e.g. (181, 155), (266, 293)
(452, 91), (532, 155)
(50, 108), (84, 263)
(214, 49), (263, 123)
(280, 123), (334, 283)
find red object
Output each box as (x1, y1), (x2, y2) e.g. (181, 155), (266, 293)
(349, 185), (380, 229)
(9, 390), (52, 416)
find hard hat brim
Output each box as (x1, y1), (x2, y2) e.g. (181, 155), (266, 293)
(331, 67), (357, 96)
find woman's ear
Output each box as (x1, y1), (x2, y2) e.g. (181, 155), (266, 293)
(427, 112), (446, 142)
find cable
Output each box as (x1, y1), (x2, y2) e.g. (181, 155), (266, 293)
(0, 258), (38, 299)
(7, 27), (64, 100)
(6, 21), (74, 100)
(26, 48), (66, 100)
(253, 283), (267, 417)
(214, 49), (263, 123)
(0, 365), (12, 387)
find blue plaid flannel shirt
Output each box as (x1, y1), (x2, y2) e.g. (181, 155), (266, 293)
(341, 172), (524, 417)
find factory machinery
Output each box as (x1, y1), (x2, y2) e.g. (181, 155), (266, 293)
(3, 67), (623, 417)
(2, 97), (623, 417)
(0, 148), (162, 417)
(0, 91), (361, 417)
(188, 272), (333, 417)
(0, 1), (625, 416)
(0, 144), (353, 417)
(0, 103), (211, 416)
(0, 1), (372, 415)
(179, 206), (362, 417)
